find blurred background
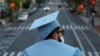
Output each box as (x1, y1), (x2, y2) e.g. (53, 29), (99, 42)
(0, 0), (100, 56)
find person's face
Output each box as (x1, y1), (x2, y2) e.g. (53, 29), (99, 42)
(52, 28), (64, 41)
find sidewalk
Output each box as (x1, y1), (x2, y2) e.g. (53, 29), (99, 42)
(0, 18), (12, 27)
(79, 14), (100, 33)
(94, 17), (100, 33)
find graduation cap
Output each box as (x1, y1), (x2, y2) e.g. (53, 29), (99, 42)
(29, 11), (60, 40)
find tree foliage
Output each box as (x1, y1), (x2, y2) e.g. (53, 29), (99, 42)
(23, 0), (31, 9)
(67, 0), (84, 6)
(36, 0), (45, 4)
(6, 0), (21, 9)
(6, 0), (31, 9)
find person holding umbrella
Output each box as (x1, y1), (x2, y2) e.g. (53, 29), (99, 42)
(22, 11), (82, 56)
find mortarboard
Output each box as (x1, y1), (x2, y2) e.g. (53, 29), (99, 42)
(29, 11), (60, 40)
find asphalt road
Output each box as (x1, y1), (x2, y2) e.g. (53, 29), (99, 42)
(0, 1), (100, 56)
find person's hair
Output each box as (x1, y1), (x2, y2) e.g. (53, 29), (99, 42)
(44, 27), (60, 40)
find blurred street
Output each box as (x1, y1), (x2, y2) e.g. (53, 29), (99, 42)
(0, 0), (100, 56)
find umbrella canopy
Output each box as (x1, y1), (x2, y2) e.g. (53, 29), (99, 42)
(22, 39), (82, 56)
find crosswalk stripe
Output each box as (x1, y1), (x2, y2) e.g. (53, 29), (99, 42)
(0, 52), (22, 56)
(81, 25), (85, 30)
(9, 52), (15, 56)
(16, 52), (22, 56)
(78, 25), (81, 30)
(94, 52), (99, 56)
(66, 25), (69, 30)
(0, 52), (1, 55)
(74, 25), (78, 30)
(2, 40), (12, 44)
(0, 46), (6, 50)
(88, 52), (93, 56)
(9, 43), (12, 46)
(2, 52), (8, 56)
(85, 25), (90, 30)
(62, 25), (65, 30)
(17, 26), (22, 30)
(25, 25), (30, 30)
(6, 27), (12, 31)
(4, 29), (7, 31)
(11, 40), (15, 43)
(5, 25), (91, 31)
(6, 46), (9, 49)
(2, 50), (6, 52)
(0, 42), (2, 45)
(12, 27), (16, 31)
(0, 51), (99, 56)
(82, 52), (86, 56)
(70, 25), (73, 29)
(20, 26), (25, 30)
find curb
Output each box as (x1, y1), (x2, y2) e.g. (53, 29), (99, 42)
(79, 15), (100, 37)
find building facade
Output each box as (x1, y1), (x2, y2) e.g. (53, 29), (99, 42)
(95, 0), (100, 16)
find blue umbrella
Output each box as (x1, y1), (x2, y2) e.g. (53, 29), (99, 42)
(22, 39), (82, 56)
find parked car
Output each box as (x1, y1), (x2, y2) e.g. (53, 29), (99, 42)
(69, 7), (76, 13)
(43, 6), (50, 11)
(58, 4), (62, 8)
(28, 7), (37, 15)
(17, 12), (29, 21)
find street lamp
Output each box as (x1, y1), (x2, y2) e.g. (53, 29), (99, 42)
(9, 2), (15, 9)
(9, 2), (15, 22)
(79, 4), (84, 9)
(92, 0), (96, 5)
(90, 0), (96, 27)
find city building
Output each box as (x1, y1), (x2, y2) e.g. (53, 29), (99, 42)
(95, 0), (100, 16)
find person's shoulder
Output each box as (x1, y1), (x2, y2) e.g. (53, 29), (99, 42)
(25, 40), (50, 49)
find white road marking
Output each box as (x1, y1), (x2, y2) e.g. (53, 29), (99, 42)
(74, 25), (78, 30)
(3, 50), (6, 52)
(0, 52), (1, 55)
(17, 26), (22, 30)
(6, 46), (9, 49)
(1, 40), (12, 44)
(81, 25), (85, 30)
(94, 51), (99, 56)
(16, 52), (22, 56)
(14, 27), (18, 31)
(25, 25), (30, 30)
(9, 52), (15, 56)
(11, 40), (15, 43)
(78, 25), (81, 30)
(80, 29), (99, 54)
(8, 25), (31, 31)
(9, 43), (12, 46)
(0, 46), (6, 50)
(0, 42), (2, 45)
(7, 27), (13, 31)
(85, 25), (90, 30)
(2, 52), (8, 56)
(66, 25), (70, 30)
(0, 51), (22, 56)
(21, 26), (25, 30)
(12, 27), (16, 31)
(70, 25), (85, 52)
(88, 52), (93, 56)
(81, 51), (86, 56)
(62, 25), (65, 30)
